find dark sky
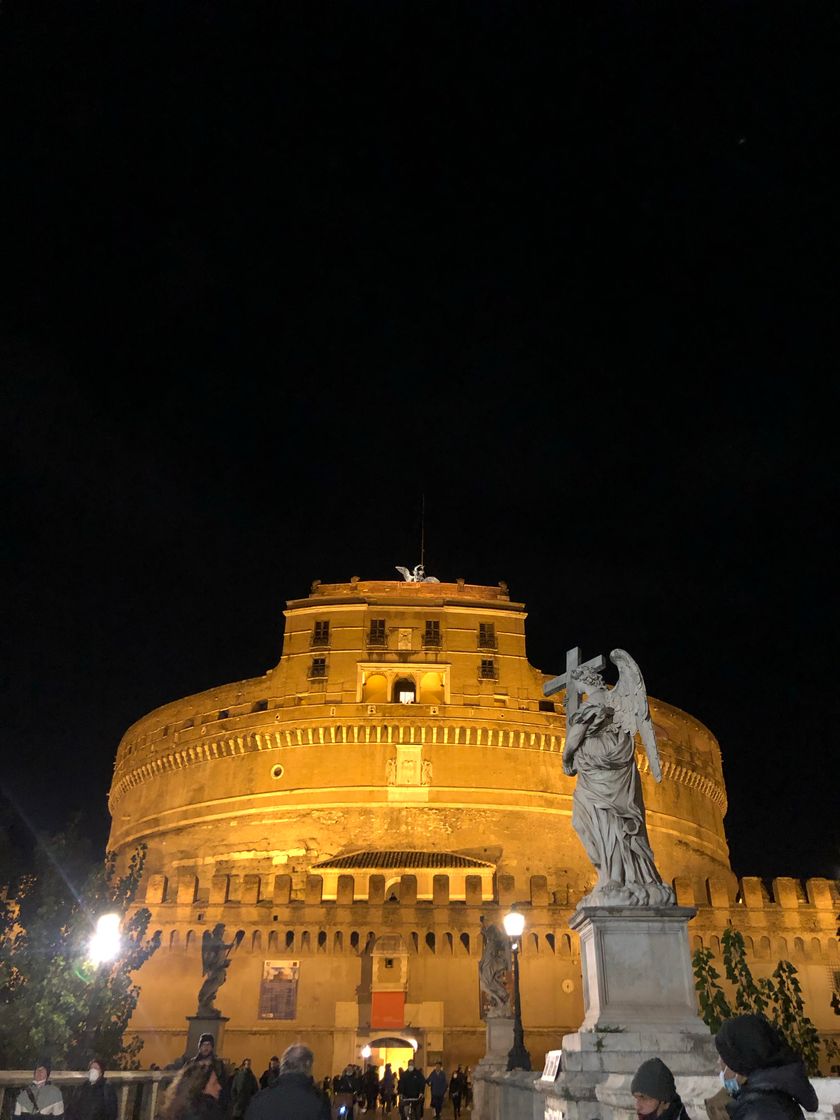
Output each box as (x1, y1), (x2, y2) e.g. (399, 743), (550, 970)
(2, 2), (838, 885)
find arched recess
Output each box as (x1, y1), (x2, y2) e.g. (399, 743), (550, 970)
(419, 671), (444, 705)
(393, 677), (416, 704)
(363, 673), (388, 704)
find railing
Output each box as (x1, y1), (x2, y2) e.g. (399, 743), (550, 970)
(0, 1072), (175, 1120)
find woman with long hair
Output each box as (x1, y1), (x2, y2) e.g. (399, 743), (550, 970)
(160, 1062), (225, 1120)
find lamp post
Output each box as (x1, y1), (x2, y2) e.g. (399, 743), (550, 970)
(361, 1044), (371, 1076)
(502, 905), (531, 1071)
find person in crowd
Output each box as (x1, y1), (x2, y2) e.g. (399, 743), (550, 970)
(425, 1062), (446, 1120)
(186, 1034), (229, 1112)
(448, 1067), (465, 1119)
(463, 1067), (472, 1110)
(259, 1057), (280, 1091)
(230, 1059), (258, 1120)
(244, 1045), (329, 1120)
(331, 1065), (357, 1118)
(630, 1057), (692, 1120)
(397, 1059), (426, 1119)
(160, 1061), (225, 1120)
(380, 1064), (396, 1114)
(66, 1059), (117, 1120)
(363, 1065), (379, 1113)
(321, 1076), (332, 1102)
(15, 1061), (64, 1117)
(714, 1013), (819, 1120)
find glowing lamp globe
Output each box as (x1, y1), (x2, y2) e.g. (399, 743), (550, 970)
(90, 913), (121, 965)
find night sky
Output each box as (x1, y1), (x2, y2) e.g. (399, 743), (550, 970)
(2, 3), (837, 886)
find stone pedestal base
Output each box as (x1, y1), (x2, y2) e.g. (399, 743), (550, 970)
(473, 1017), (514, 1118)
(186, 1015), (229, 1060)
(571, 905), (709, 1034)
(545, 906), (716, 1120)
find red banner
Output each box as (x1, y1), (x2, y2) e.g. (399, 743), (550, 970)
(371, 991), (405, 1029)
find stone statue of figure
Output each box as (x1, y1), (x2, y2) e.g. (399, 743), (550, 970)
(197, 923), (243, 1016)
(562, 649), (675, 907)
(478, 916), (511, 1017)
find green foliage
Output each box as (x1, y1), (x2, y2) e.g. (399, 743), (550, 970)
(0, 820), (160, 1071)
(691, 946), (732, 1035)
(691, 923), (825, 1076)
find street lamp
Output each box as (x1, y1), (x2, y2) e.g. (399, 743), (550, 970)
(361, 1044), (372, 1075)
(89, 913), (121, 966)
(502, 905), (531, 1071)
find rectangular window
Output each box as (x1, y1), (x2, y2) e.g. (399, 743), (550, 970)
(258, 959), (300, 1020)
(478, 623), (497, 650)
(312, 621), (330, 647)
(479, 659), (497, 680)
(538, 700), (555, 712)
(423, 620), (442, 647)
(309, 657), (327, 679)
(368, 619), (387, 646)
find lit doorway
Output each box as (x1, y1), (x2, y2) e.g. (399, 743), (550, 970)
(367, 1036), (417, 1080)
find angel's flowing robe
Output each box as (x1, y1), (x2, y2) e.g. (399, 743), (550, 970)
(567, 701), (663, 887)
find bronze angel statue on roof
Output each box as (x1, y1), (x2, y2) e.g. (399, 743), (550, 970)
(562, 648), (675, 907)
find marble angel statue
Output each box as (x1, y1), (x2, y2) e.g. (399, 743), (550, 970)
(562, 648), (674, 906)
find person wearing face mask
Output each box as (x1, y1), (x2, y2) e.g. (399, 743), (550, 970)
(14, 1061), (64, 1117)
(713, 1014), (818, 1120)
(631, 1058), (692, 1120)
(66, 1060), (117, 1120)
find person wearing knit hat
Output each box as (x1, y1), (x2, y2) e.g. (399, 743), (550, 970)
(714, 1014), (818, 1120)
(631, 1058), (692, 1120)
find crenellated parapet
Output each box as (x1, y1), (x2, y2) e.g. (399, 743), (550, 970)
(134, 869), (838, 965)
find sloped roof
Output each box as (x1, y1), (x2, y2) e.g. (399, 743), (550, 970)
(311, 850), (494, 870)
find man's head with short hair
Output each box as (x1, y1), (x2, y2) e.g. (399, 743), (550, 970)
(279, 1044), (314, 1076)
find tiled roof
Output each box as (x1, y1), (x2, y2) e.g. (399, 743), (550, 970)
(312, 850), (494, 870)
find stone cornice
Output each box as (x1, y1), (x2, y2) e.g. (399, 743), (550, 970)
(109, 721), (727, 812)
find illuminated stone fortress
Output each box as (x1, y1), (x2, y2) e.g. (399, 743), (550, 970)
(109, 577), (839, 1074)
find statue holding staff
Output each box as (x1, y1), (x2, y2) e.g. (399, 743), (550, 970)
(560, 648), (674, 907)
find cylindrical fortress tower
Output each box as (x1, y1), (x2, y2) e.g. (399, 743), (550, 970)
(108, 577), (741, 1073)
(109, 578), (732, 892)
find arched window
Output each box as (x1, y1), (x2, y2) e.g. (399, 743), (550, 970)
(393, 677), (416, 704)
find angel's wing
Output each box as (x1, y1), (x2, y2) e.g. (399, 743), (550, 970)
(395, 566), (413, 582)
(608, 648), (662, 781)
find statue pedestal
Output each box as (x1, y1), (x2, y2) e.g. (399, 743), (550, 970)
(473, 1016), (514, 1117)
(186, 1015), (229, 1060)
(571, 904), (708, 1034)
(544, 906), (717, 1120)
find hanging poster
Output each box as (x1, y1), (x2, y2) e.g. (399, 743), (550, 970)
(258, 959), (300, 1020)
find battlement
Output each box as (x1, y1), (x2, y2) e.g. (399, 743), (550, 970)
(143, 867), (838, 910)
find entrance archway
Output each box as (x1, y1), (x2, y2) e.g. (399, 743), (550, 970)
(367, 1036), (417, 1081)
(392, 677), (416, 704)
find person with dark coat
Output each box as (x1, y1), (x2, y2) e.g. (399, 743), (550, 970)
(448, 1068), (465, 1120)
(714, 1014), (819, 1120)
(397, 1060), (426, 1119)
(425, 1063), (446, 1120)
(244, 1045), (329, 1120)
(631, 1058), (692, 1120)
(230, 1060), (258, 1120)
(363, 1065), (380, 1112)
(380, 1064), (396, 1114)
(259, 1057), (280, 1091)
(160, 1061), (226, 1120)
(67, 1060), (117, 1120)
(331, 1066), (356, 1118)
(187, 1034), (230, 1112)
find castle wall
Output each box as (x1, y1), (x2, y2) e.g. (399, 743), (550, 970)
(127, 872), (840, 1077)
